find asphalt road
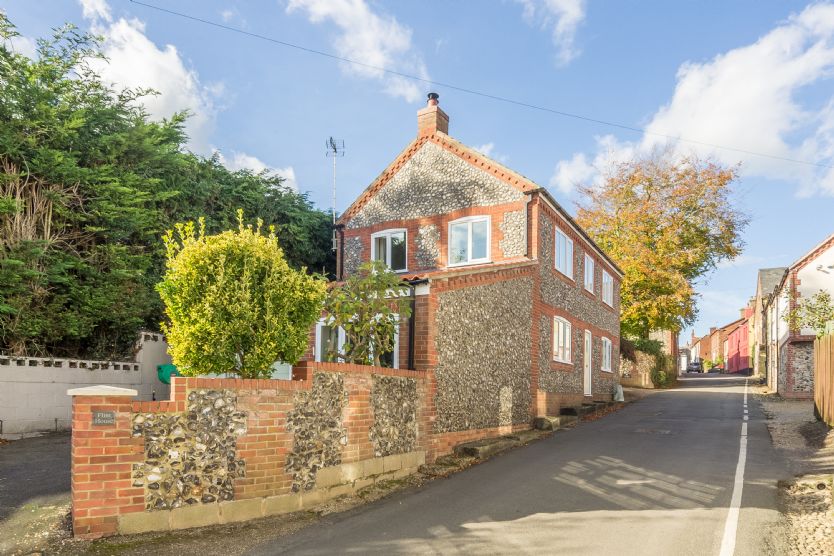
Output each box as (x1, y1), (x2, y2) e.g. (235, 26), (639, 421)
(0, 432), (71, 521)
(248, 375), (789, 556)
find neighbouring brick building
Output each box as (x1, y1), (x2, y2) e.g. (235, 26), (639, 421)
(726, 307), (753, 374)
(311, 93), (623, 438)
(764, 232), (834, 398)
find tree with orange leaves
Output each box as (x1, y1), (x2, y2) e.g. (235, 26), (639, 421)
(575, 153), (748, 338)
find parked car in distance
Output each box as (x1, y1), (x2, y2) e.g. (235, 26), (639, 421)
(687, 360), (703, 373)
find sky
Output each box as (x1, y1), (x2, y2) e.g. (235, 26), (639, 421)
(3, 0), (834, 342)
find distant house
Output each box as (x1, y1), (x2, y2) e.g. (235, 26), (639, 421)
(751, 268), (787, 380)
(726, 306), (753, 374)
(302, 93), (623, 438)
(763, 232), (834, 398)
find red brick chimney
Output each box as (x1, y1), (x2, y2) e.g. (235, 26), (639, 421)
(417, 92), (449, 136)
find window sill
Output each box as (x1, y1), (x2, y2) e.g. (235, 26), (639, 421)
(553, 358), (572, 365)
(448, 259), (491, 268)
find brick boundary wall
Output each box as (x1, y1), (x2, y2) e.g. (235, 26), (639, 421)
(68, 361), (543, 539)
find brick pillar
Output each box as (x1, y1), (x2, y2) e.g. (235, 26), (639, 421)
(68, 385), (143, 539)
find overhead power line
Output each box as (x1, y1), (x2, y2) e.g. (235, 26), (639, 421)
(128, 0), (834, 171)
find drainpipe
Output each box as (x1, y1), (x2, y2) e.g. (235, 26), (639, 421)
(406, 278), (428, 371)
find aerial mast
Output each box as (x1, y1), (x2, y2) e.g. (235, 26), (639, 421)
(325, 137), (345, 251)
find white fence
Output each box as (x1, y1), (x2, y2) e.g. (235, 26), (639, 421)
(0, 332), (171, 436)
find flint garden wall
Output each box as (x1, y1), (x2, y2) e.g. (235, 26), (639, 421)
(68, 362), (431, 539)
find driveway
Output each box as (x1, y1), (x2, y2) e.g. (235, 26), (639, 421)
(0, 432), (72, 554)
(247, 375), (789, 555)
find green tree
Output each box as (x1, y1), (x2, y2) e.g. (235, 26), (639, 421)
(157, 211), (326, 378)
(576, 151), (748, 337)
(785, 290), (834, 338)
(0, 14), (334, 358)
(324, 261), (412, 367)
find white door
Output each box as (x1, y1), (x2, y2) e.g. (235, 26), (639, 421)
(584, 330), (593, 396)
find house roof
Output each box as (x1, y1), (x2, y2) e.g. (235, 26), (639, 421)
(338, 101), (624, 278)
(788, 231), (834, 272)
(757, 267), (787, 298)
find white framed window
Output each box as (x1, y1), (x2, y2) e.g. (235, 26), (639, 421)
(601, 337), (612, 372)
(315, 318), (345, 363)
(602, 270), (613, 306)
(448, 216), (490, 266)
(553, 316), (572, 363)
(584, 254), (595, 293)
(555, 229), (573, 278)
(371, 229), (407, 272)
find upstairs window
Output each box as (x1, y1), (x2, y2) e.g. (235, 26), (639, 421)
(553, 317), (572, 363)
(602, 270), (614, 306)
(584, 254), (595, 293)
(555, 229), (573, 278)
(601, 337), (612, 372)
(449, 216), (490, 266)
(371, 229), (407, 272)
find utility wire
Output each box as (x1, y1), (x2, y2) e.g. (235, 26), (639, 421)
(129, 0), (834, 170)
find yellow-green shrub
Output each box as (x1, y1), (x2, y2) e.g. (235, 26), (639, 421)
(156, 211), (326, 378)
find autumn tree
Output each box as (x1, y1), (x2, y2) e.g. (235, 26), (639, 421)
(576, 152), (747, 338)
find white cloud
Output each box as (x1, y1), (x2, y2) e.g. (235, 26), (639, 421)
(215, 150), (299, 190)
(473, 143), (495, 157)
(274, 166), (299, 191)
(552, 2), (834, 196)
(550, 152), (594, 194)
(517, 0), (586, 65)
(5, 34), (37, 58)
(79, 1), (220, 153)
(79, 0), (111, 21)
(286, 0), (429, 103)
(220, 9), (235, 22)
(473, 142), (510, 164)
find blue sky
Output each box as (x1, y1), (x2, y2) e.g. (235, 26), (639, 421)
(4, 0), (834, 341)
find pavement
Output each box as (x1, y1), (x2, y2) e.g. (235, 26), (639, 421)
(0, 432), (72, 554)
(245, 374), (790, 555)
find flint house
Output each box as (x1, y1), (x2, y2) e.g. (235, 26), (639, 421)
(307, 94), (622, 442)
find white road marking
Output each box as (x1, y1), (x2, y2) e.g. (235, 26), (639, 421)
(615, 479), (656, 485)
(719, 379), (749, 556)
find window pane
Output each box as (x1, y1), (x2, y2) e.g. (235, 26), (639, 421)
(566, 239), (573, 277)
(319, 325), (339, 362)
(555, 232), (564, 271)
(390, 232), (406, 270)
(450, 223), (468, 264)
(471, 220), (488, 260)
(564, 322), (571, 361)
(374, 236), (388, 264)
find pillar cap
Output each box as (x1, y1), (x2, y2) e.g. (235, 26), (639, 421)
(67, 385), (138, 397)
